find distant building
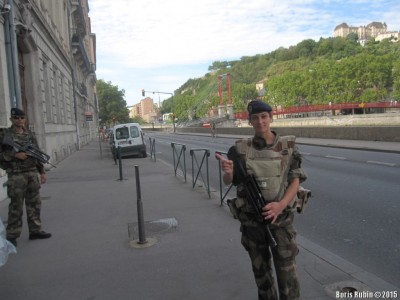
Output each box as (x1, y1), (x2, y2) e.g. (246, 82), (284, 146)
(162, 113), (173, 122)
(256, 80), (265, 92)
(375, 31), (400, 42)
(334, 21), (399, 44)
(129, 97), (157, 123)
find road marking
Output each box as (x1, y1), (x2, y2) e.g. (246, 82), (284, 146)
(325, 155), (346, 160)
(366, 161), (396, 167)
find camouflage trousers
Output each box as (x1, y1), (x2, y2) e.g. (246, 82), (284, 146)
(241, 223), (300, 300)
(6, 171), (42, 239)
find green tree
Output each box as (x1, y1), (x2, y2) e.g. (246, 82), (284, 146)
(131, 116), (145, 124)
(97, 79), (130, 126)
(208, 61), (230, 71)
(392, 60), (400, 100)
(347, 32), (358, 43)
(161, 97), (173, 115)
(296, 39), (317, 57)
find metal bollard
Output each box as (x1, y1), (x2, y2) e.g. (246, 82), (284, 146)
(118, 147), (123, 180)
(149, 137), (156, 161)
(135, 165), (147, 244)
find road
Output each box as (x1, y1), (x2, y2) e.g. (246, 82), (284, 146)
(145, 131), (400, 288)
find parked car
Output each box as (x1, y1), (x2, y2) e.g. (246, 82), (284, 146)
(110, 123), (147, 158)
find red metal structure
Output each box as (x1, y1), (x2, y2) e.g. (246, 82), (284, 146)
(217, 73), (232, 105)
(218, 75), (223, 105)
(226, 73), (232, 105)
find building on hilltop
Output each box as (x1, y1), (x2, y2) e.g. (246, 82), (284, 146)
(375, 31), (400, 42)
(333, 21), (399, 44)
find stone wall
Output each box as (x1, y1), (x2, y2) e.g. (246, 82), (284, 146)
(272, 113), (400, 127)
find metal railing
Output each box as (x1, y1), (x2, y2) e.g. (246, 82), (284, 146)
(171, 143), (187, 182)
(168, 144), (232, 202)
(215, 151), (234, 206)
(190, 149), (210, 198)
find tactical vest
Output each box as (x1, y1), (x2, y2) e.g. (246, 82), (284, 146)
(235, 135), (295, 202)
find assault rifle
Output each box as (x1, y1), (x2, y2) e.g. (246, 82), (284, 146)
(2, 135), (56, 168)
(228, 147), (277, 248)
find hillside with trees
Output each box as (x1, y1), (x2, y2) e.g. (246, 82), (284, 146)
(163, 36), (400, 122)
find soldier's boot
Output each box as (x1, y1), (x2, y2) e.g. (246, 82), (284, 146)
(29, 231), (52, 240)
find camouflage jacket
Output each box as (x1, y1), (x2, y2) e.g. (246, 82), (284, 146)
(0, 126), (45, 174)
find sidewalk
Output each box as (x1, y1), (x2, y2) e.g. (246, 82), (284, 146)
(0, 140), (398, 300)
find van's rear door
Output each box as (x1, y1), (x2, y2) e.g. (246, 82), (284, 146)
(128, 125), (142, 146)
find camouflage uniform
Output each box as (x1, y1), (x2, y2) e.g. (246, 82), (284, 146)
(0, 126), (45, 240)
(227, 132), (307, 300)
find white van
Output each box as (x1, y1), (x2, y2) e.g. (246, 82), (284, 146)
(110, 123), (147, 158)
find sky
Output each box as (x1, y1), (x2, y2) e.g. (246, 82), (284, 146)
(88, 0), (400, 106)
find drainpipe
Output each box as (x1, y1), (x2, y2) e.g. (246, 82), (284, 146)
(6, 0), (22, 108)
(72, 69), (81, 149)
(3, 1), (15, 106)
(67, 4), (81, 149)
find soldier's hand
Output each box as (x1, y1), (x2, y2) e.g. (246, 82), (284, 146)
(215, 153), (233, 175)
(15, 152), (28, 160)
(40, 173), (47, 184)
(263, 202), (285, 224)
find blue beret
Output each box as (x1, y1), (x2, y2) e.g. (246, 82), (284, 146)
(247, 101), (272, 115)
(11, 108), (25, 116)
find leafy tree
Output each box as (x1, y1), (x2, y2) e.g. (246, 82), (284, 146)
(97, 79), (130, 126)
(392, 60), (400, 100)
(161, 97), (173, 114)
(131, 116), (145, 124)
(347, 32), (358, 43)
(208, 61), (230, 71)
(296, 39), (318, 57)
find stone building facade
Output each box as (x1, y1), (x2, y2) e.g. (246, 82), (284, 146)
(334, 21), (399, 43)
(0, 0), (97, 201)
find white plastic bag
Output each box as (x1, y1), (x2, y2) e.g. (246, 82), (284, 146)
(0, 217), (17, 267)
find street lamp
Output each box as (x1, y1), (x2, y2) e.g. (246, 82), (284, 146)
(142, 90), (175, 133)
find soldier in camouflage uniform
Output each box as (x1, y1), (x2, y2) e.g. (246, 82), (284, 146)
(0, 108), (51, 247)
(216, 100), (307, 300)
